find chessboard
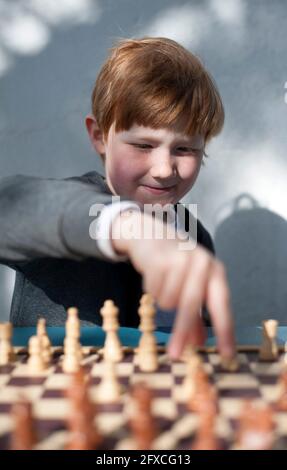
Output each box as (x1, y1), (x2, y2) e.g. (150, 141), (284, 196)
(1, 344), (287, 450)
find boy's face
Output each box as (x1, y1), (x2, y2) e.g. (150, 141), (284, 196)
(87, 119), (204, 206)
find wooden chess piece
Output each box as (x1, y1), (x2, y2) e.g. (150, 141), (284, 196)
(100, 300), (123, 362)
(10, 401), (37, 450)
(259, 319), (278, 361)
(28, 335), (46, 373)
(137, 294), (158, 372)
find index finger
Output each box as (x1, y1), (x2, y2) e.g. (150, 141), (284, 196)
(206, 261), (236, 359)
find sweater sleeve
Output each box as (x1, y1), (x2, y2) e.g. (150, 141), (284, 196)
(0, 174), (134, 268)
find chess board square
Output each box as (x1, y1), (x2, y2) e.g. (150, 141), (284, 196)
(172, 414), (198, 439)
(219, 397), (263, 418)
(45, 374), (70, 389)
(7, 376), (46, 386)
(255, 375), (278, 385)
(34, 399), (69, 419)
(0, 365), (15, 375)
(274, 413), (287, 434)
(171, 363), (186, 376)
(11, 364), (53, 378)
(0, 415), (12, 436)
(0, 375), (9, 387)
(41, 389), (66, 399)
(0, 385), (43, 403)
(97, 412), (126, 434)
(218, 388), (261, 399)
(215, 373), (259, 389)
(131, 373), (173, 388)
(35, 430), (68, 451)
(152, 397), (176, 419)
(250, 362), (283, 375)
(260, 384), (281, 403)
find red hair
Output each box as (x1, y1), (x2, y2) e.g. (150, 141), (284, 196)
(91, 37), (224, 143)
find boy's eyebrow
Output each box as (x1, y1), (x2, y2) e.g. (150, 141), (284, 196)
(126, 135), (201, 146)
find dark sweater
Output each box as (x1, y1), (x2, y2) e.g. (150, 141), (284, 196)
(0, 171), (214, 327)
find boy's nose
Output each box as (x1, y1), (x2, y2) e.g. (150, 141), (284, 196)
(150, 153), (175, 180)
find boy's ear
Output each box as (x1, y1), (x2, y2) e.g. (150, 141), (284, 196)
(85, 114), (106, 157)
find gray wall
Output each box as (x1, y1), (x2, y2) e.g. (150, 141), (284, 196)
(0, 0), (287, 326)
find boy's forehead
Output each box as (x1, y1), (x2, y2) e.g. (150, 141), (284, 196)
(118, 124), (204, 145)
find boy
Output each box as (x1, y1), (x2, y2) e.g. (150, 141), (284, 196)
(0, 37), (235, 360)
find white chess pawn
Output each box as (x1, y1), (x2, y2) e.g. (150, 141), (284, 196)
(0, 323), (15, 365)
(37, 318), (52, 365)
(28, 336), (46, 373)
(181, 353), (203, 399)
(137, 294), (158, 372)
(96, 360), (121, 403)
(65, 307), (82, 360)
(66, 308), (80, 339)
(62, 337), (81, 373)
(100, 300), (123, 362)
(259, 319), (278, 361)
(137, 332), (158, 372)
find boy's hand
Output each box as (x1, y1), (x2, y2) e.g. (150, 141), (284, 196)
(112, 210), (235, 360)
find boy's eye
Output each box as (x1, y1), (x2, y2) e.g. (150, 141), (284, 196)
(131, 143), (152, 149)
(177, 147), (195, 153)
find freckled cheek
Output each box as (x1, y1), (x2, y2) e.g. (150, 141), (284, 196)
(177, 159), (201, 183)
(108, 151), (144, 194)
(175, 160), (202, 197)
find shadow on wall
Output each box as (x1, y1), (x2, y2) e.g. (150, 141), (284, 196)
(214, 194), (287, 326)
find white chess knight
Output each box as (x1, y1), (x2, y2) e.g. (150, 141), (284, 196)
(0, 322), (15, 365)
(259, 319), (279, 361)
(100, 300), (123, 362)
(137, 293), (158, 372)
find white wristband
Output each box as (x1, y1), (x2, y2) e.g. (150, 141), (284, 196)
(95, 201), (140, 261)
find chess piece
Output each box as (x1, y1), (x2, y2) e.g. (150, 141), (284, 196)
(96, 359), (121, 403)
(62, 337), (81, 373)
(259, 319), (278, 361)
(137, 294), (158, 372)
(37, 318), (52, 365)
(100, 300), (123, 362)
(0, 322), (15, 365)
(65, 307), (82, 360)
(236, 401), (275, 450)
(10, 401), (37, 450)
(192, 411), (221, 450)
(187, 367), (218, 415)
(28, 335), (46, 373)
(182, 353), (203, 398)
(129, 382), (157, 450)
(66, 369), (102, 450)
(221, 355), (239, 372)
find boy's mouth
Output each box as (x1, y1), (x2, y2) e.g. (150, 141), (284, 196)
(140, 184), (176, 195)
